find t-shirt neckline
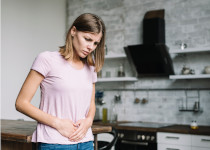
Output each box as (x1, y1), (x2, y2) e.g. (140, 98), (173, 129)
(56, 51), (86, 71)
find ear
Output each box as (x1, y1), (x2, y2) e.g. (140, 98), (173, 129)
(70, 26), (76, 36)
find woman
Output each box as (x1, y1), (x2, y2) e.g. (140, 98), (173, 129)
(15, 13), (106, 150)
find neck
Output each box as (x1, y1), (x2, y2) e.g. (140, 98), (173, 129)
(69, 51), (80, 62)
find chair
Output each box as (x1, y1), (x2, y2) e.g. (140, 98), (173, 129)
(97, 127), (118, 150)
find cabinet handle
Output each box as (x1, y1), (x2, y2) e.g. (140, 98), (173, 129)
(201, 139), (210, 142)
(121, 140), (148, 146)
(166, 148), (180, 150)
(166, 136), (180, 139)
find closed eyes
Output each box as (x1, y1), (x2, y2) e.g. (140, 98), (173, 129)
(85, 38), (99, 45)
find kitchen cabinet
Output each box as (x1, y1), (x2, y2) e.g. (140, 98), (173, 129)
(158, 143), (191, 150)
(157, 132), (191, 150)
(157, 132), (191, 146)
(191, 147), (210, 150)
(169, 47), (210, 79)
(191, 135), (210, 150)
(97, 54), (138, 82)
(157, 132), (210, 150)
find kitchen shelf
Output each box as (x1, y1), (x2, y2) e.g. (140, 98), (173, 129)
(105, 54), (126, 59)
(169, 74), (210, 79)
(97, 77), (138, 82)
(100, 54), (138, 82)
(169, 47), (210, 54)
(179, 107), (203, 113)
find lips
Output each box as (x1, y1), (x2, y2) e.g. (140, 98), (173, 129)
(82, 50), (89, 56)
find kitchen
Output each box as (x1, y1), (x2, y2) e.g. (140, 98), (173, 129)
(1, 0), (210, 150)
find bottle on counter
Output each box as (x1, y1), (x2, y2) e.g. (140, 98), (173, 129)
(102, 108), (108, 123)
(190, 120), (198, 129)
(109, 100), (118, 123)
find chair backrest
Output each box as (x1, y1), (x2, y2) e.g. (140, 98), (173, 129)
(98, 127), (118, 150)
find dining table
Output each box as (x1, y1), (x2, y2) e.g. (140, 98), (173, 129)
(1, 119), (112, 150)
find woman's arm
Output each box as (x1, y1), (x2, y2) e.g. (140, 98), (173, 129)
(85, 83), (96, 125)
(15, 70), (76, 137)
(69, 83), (96, 142)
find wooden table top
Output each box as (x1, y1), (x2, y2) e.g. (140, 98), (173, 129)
(1, 119), (112, 143)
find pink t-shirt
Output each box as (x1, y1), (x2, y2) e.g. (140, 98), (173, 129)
(31, 51), (97, 144)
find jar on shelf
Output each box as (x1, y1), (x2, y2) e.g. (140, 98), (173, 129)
(118, 64), (125, 77)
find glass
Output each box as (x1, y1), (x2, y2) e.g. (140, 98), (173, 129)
(109, 102), (118, 123)
(97, 70), (102, 78)
(105, 71), (111, 77)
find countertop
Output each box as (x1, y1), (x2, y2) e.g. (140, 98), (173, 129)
(93, 121), (210, 136)
(1, 119), (112, 143)
(159, 124), (210, 135)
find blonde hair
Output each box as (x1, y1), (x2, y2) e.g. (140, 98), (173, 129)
(59, 13), (106, 72)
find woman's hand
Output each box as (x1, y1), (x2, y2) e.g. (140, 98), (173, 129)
(55, 118), (77, 138)
(68, 117), (93, 142)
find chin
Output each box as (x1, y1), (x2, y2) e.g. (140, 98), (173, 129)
(79, 54), (87, 58)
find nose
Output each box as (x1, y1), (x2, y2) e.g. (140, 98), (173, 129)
(87, 43), (94, 51)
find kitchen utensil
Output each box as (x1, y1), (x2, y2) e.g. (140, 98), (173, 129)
(180, 42), (187, 50)
(181, 66), (191, 75)
(141, 98), (148, 104)
(181, 66), (194, 75)
(133, 83), (140, 104)
(204, 66), (210, 74)
(134, 98), (140, 104)
(114, 95), (121, 102)
(193, 101), (200, 112)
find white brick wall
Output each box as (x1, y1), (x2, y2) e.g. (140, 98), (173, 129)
(67, 0), (210, 125)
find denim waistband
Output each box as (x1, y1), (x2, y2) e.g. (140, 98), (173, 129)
(38, 141), (94, 150)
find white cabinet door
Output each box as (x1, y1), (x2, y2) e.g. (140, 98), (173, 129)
(191, 147), (210, 150)
(157, 132), (191, 146)
(191, 135), (210, 148)
(158, 143), (191, 150)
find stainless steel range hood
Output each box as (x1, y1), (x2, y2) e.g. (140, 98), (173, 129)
(124, 9), (175, 77)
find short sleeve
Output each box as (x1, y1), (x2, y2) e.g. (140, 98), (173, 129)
(31, 52), (51, 77)
(91, 66), (97, 83)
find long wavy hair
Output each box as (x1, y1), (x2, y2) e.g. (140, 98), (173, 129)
(59, 13), (106, 72)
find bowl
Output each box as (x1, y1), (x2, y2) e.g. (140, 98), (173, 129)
(204, 66), (210, 74)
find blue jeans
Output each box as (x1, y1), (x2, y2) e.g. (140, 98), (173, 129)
(38, 141), (94, 150)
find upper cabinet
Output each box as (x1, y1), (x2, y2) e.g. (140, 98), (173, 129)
(169, 47), (210, 80)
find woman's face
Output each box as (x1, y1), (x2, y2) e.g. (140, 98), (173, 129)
(71, 26), (102, 59)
